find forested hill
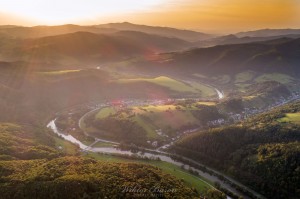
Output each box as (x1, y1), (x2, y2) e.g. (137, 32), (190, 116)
(0, 123), (202, 199)
(133, 37), (300, 76)
(0, 157), (199, 199)
(0, 123), (61, 161)
(171, 101), (300, 199)
(0, 30), (191, 65)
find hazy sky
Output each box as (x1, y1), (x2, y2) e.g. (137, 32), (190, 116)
(0, 0), (299, 33)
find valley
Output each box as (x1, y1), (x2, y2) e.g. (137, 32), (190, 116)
(0, 22), (299, 199)
(48, 81), (300, 198)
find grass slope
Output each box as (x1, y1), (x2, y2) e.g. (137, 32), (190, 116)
(95, 107), (116, 119)
(255, 73), (294, 84)
(117, 76), (215, 96)
(133, 105), (198, 131)
(234, 71), (256, 83)
(278, 112), (300, 124)
(93, 104), (205, 139)
(38, 70), (81, 75)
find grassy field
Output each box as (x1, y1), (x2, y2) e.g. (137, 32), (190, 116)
(136, 105), (197, 126)
(213, 75), (231, 84)
(93, 103), (214, 139)
(131, 103), (209, 112)
(118, 76), (198, 93)
(133, 104), (180, 113)
(95, 107), (116, 119)
(255, 73), (294, 84)
(187, 81), (216, 96)
(117, 76), (215, 96)
(84, 152), (213, 194)
(232, 72), (294, 85)
(235, 71), (256, 83)
(133, 116), (158, 138)
(235, 83), (251, 91)
(196, 101), (216, 106)
(53, 137), (79, 155)
(193, 73), (207, 79)
(38, 70), (81, 75)
(131, 104), (199, 137)
(242, 95), (257, 100)
(278, 113), (300, 124)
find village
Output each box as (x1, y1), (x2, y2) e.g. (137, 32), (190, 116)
(57, 90), (300, 152)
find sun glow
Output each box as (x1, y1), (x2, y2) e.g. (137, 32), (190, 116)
(0, 0), (299, 32)
(0, 0), (166, 24)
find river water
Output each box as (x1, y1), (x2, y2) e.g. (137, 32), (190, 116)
(215, 89), (224, 99)
(47, 119), (260, 199)
(48, 119), (184, 164)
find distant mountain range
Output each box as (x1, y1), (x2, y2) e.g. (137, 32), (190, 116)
(0, 22), (212, 41)
(0, 23), (300, 76)
(0, 24), (115, 39)
(130, 37), (300, 76)
(1, 23), (299, 48)
(96, 22), (212, 41)
(196, 33), (300, 47)
(0, 31), (194, 67)
(235, 28), (300, 37)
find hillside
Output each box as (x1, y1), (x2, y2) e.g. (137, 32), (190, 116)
(0, 31), (192, 65)
(130, 37), (300, 76)
(2, 27), (299, 85)
(0, 123), (60, 160)
(0, 23), (213, 42)
(0, 67), (215, 124)
(82, 101), (222, 147)
(197, 34), (300, 47)
(236, 28), (300, 38)
(0, 24), (116, 39)
(0, 123), (202, 199)
(170, 101), (300, 199)
(220, 81), (293, 111)
(0, 157), (200, 199)
(114, 31), (191, 52)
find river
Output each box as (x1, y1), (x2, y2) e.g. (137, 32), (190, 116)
(47, 118), (265, 199)
(215, 88), (225, 99)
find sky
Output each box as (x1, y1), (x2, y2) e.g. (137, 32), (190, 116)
(0, 0), (299, 33)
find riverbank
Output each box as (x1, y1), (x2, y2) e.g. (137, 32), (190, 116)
(47, 118), (264, 199)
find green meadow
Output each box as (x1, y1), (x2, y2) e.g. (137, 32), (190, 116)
(117, 76), (215, 97)
(38, 70), (81, 75)
(278, 113), (300, 124)
(93, 103), (211, 139)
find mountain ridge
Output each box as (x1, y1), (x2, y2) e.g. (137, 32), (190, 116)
(235, 28), (300, 37)
(132, 37), (300, 76)
(96, 22), (212, 41)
